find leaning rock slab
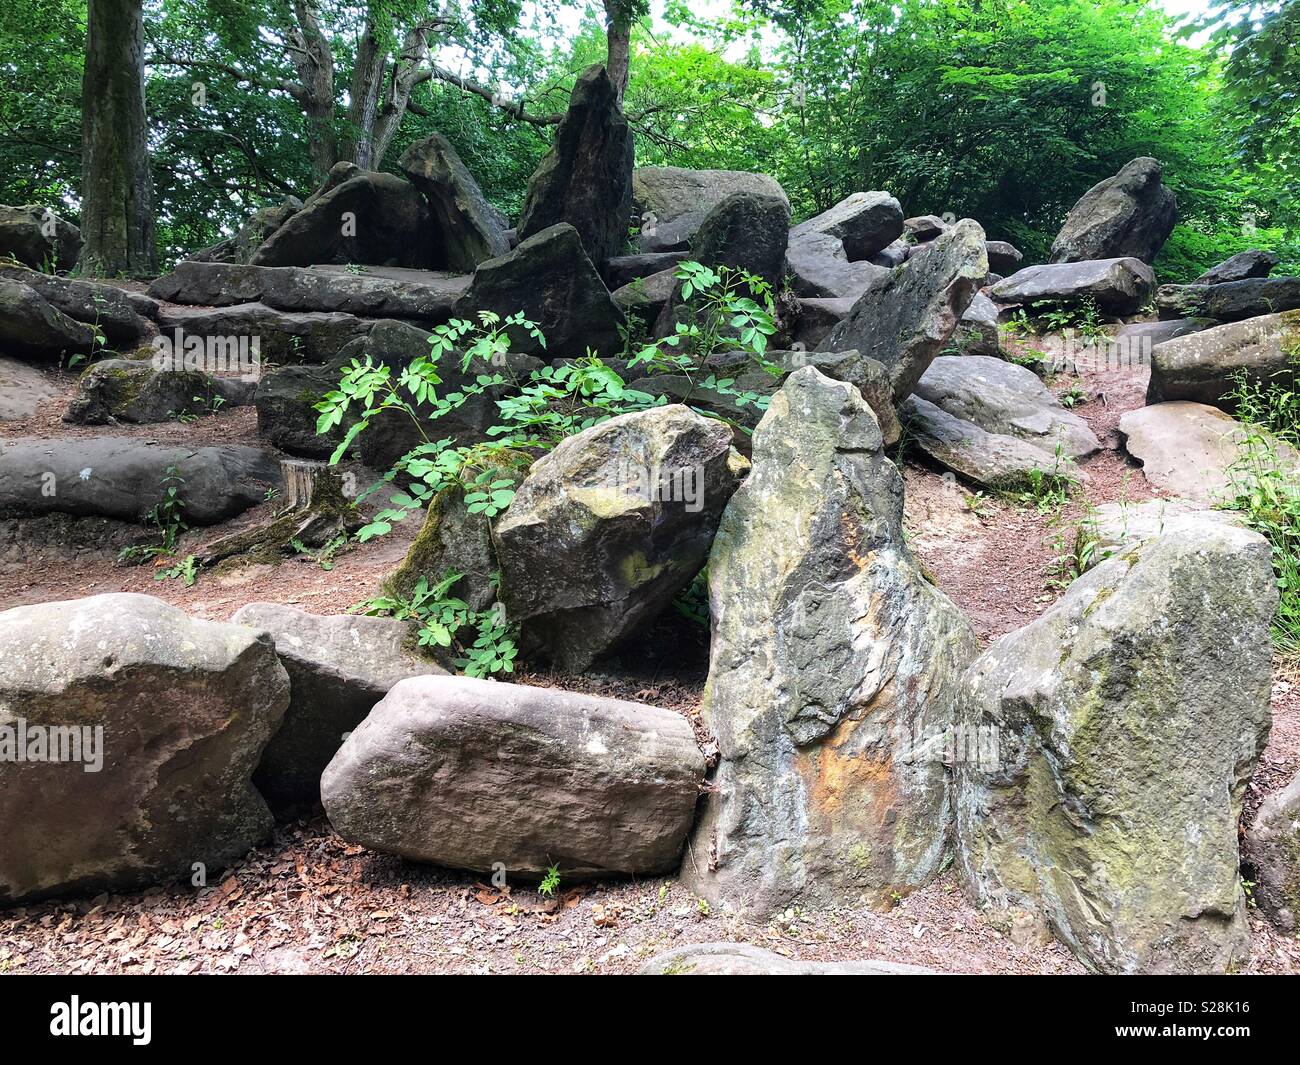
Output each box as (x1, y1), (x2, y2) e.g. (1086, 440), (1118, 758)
(955, 526), (1276, 973)
(1195, 249), (1279, 285)
(1119, 401), (1300, 504)
(789, 192), (904, 263)
(1146, 311), (1299, 407)
(638, 942), (936, 975)
(913, 355), (1100, 459)
(683, 368), (977, 916)
(1050, 157), (1177, 264)
(823, 218), (988, 401)
(155, 302), (370, 364)
(231, 604), (448, 814)
(900, 395), (1083, 493)
(494, 404), (746, 671)
(320, 675), (704, 878)
(398, 133), (511, 270)
(0, 593), (289, 905)
(0, 437), (282, 525)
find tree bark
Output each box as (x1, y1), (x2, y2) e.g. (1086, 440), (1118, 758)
(286, 0), (338, 180)
(603, 1), (633, 105)
(79, 0), (156, 278)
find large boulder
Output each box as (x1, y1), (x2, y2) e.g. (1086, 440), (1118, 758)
(250, 167), (435, 269)
(230, 604), (447, 814)
(984, 240), (1023, 274)
(0, 277), (96, 358)
(0, 593), (289, 905)
(1081, 498), (1243, 564)
(320, 675), (704, 878)
(683, 368), (977, 916)
(904, 215), (949, 243)
(786, 231), (888, 300)
(638, 942), (935, 975)
(0, 437), (282, 525)
(913, 355), (1100, 459)
(0, 266), (152, 346)
(789, 192), (904, 262)
(1049, 157), (1177, 264)
(989, 258), (1156, 315)
(1243, 771), (1300, 932)
(494, 404), (746, 671)
(1146, 311), (1300, 407)
(689, 189), (790, 290)
(792, 295), (855, 349)
(397, 134), (512, 271)
(1195, 249), (1279, 285)
(148, 261), (468, 322)
(518, 64), (634, 267)
(0, 204), (81, 272)
(64, 358), (257, 425)
(822, 219), (989, 401)
(955, 526), (1276, 973)
(1120, 401), (1300, 504)
(454, 223), (625, 358)
(254, 363), (345, 458)
(633, 166), (788, 253)
(1156, 277), (1300, 323)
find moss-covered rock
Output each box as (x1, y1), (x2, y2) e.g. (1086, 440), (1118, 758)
(955, 525), (1277, 974)
(385, 450), (532, 612)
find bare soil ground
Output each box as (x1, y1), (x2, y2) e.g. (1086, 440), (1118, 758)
(2, 340), (1298, 976)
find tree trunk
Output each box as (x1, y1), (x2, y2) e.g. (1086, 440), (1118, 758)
(343, 5), (385, 169)
(603, 1), (633, 105)
(79, 0), (156, 278)
(287, 0), (338, 180)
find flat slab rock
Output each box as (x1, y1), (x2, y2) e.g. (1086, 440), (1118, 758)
(0, 356), (59, 421)
(913, 355), (1100, 459)
(989, 257), (1155, 315)
(637, 942), (936, 975)
(1082, 497), (1243, 563)
(149, 261), (469, 321)
(231, 603), (450, 814)
(320, 675), (705, 880)
(1119, 401), (1300, 504)
(0, 437), (282, 525)
(901, 394), (1084, 492)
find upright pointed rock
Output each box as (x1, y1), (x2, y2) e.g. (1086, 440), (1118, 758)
(683, 367), (977, 916)
(518, 64), (634, 267)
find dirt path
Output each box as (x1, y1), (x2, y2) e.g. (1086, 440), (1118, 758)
(2, 347), (1298, 976)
